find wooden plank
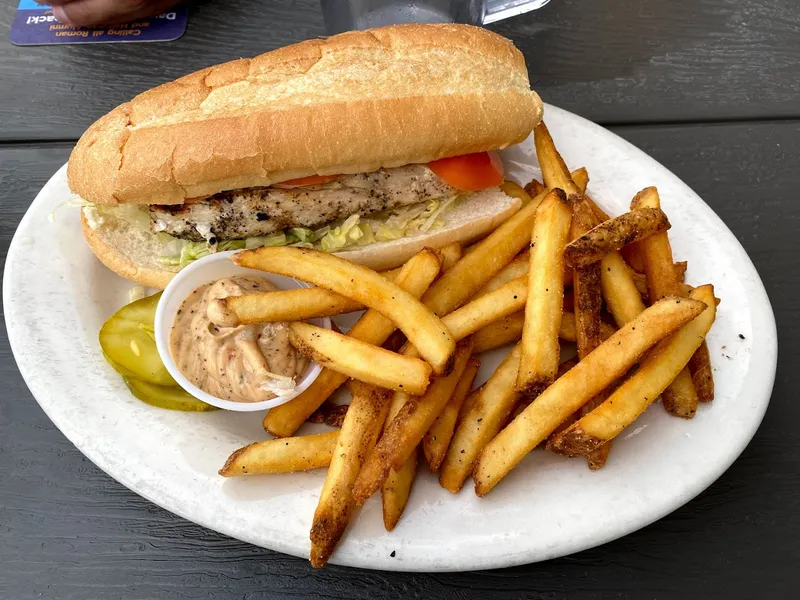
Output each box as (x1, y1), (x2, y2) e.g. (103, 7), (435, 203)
(1, 0), (799, 141)
(0, 122), (798, 597)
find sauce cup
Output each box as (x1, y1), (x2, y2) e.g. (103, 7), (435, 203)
(154, 250), (330, 412)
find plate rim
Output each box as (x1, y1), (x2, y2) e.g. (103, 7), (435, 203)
(3, 103), (778, 571)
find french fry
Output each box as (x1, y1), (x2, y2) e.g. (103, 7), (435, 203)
(499, 181), (533, 205)
(217, 288), (362, 325)
(353, 340), (474, 506)
(382, 448), (418, 531)
(564, 205), (671, 268)
(421, 187), (549, 317)
(660, 368), (699, 418)
(307, 402), (349, 428)
(219, 431), (339, 476)
(524, 178), (546, 197)
(548, 286), (717, 454)
(473, 253), (529, 299)
(380, 242), (462, 281)
(472, 310), (615, 353)
(441, 276), (527, 342)
(440, 345), (521, 493)
(289, 323), (433, 394)
(534, 123), (582, 197)
(544, 358), (581, 439)
(380, 388), (416, 531)
(424, 358), (481, 472)
(600, 251), (647, 327)
(622, 242), (646, 273)
(689, 340), (715, 402)
(516, 189), (572, 396)
(439, 242), (464, 272)
(473, 312), (526, 352)
(473, 296), (708, 495)
(310, 384), (391, 568)
(569, 195), (612, 469)
(570, 167), (588, 193)
(234, 247), (455, 374)
(263, 249), (442, 437)
(631, 188), (700, 419)
(675, 261), (688, 282)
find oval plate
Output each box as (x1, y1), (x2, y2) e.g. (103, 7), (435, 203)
(3, 105), (777, 571)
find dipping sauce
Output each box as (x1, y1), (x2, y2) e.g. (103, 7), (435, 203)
(169, 276), (308, 403)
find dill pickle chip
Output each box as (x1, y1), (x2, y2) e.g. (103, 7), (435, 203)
(99, 292), (176, 386)
(123, 377), (218, 412)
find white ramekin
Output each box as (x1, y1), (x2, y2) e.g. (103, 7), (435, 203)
(154, 250), (329, 412)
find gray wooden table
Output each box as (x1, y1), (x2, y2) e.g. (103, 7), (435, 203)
(1, 1), (799, 598)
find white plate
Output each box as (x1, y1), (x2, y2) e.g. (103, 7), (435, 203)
(3, 105), (777, 571)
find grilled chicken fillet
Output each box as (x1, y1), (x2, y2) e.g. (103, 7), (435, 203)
(149, 164), (457, 242)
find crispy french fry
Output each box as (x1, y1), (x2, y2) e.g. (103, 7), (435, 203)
(564, 205), (671, 268)
(424, 358), (481, 472)
(473, 296), (708, 495)
(263, 249), (441, 437)
(218, 288), (363, 325)
(499, 181), (533, 205)
(219, 431), (339, 476)
(570, 167), (588, 193)
(353, 340), (474, 506)
(689, 340), (715, 402)
(472, 310), (615, 353)
(524, 178), (546, 197)
(440, 345), (521, 493)
(473, 253), (529, 299)
(309, 384), (391, 568)
(569, 195), (612, 469)
(421, 187), (549, 317)
(675, 261), (688, 282)
(661, 368), (699, 418)
(570, 197), (603, 360)
(543, 358), (581, 439)
(381, 388), (416, 531)
(600, 251), (647, 327)
(549, 286), (717, 454)
(234, 247), (455, 374)
(381, 242), (462, 281)
(516, 190), (572, 396)
(473, 311), (525, 352)
(620, 242), (645, 273)
(631, 188), (700, 419)
(534, 123), (582, 197)
(289, 323), (433, 394)
(382, 448), (418, 531)
(441, 276), (527, 342)
(307, 402), (349, 428)
(439, 242), (464, 272)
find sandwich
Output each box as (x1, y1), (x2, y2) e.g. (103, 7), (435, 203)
(68, 23), (543, 288)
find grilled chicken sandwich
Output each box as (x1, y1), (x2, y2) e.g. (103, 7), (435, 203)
(69, 23), (544, 288)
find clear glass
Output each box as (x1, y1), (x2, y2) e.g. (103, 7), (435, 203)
(320, 0), (552, 34)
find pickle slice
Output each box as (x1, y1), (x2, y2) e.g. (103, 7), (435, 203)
(123, 377), (218, 412)
(99, 292), (176, 386)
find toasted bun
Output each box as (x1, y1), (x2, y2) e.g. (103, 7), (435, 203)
(68, 24), (542, 206)
(81, 188), (521, 287)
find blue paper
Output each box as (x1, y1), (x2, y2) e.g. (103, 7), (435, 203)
(9, 1), (188, 45)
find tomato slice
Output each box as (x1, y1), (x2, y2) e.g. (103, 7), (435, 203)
(427, 151), (505, 191)
(276, 174), (339, 188)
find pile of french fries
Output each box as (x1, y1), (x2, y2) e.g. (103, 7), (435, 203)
(216, 123), (718, 567)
